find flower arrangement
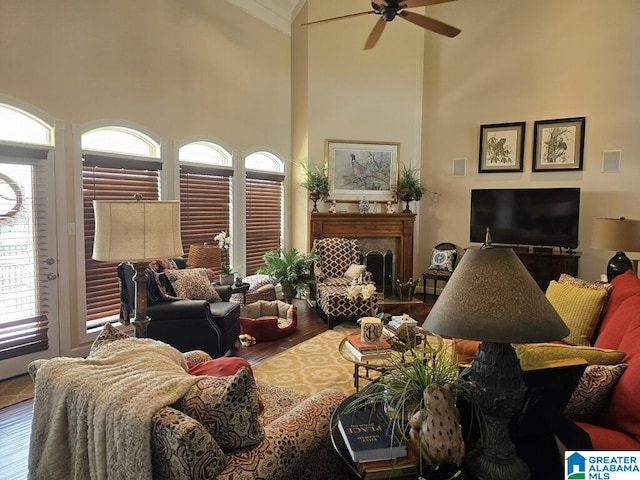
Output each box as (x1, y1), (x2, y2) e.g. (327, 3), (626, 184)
(345, 275), (381, 319)
(214, 230), (230, 250)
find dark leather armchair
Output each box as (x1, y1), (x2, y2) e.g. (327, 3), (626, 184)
(117, 257), (240, 358)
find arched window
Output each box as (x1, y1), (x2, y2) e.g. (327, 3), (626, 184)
(178, 141), (233, 272)
(244, 151), (284, 275)
(81, 125), (162, 327)
(0, 104), (53, 145)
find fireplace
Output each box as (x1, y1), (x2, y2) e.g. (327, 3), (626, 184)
(309, 212), (416, 284)
(361, 250), (393, 298)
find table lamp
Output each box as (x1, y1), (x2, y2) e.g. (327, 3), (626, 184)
(186, 244), (221, 269)
(591, 217), (640, 282)
(424, 247), (569, 480)
(92, 197), (183, 337)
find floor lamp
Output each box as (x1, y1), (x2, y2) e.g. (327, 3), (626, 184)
(92, 197), (183, 338)
(424, 247), (569, 480)
(591, 217), (640, 282)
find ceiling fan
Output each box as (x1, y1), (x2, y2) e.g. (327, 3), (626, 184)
(302, 0), (460, 50)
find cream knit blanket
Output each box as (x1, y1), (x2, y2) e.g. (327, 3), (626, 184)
(28, 338), (201, 480)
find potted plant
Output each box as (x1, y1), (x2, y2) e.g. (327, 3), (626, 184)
(346, 334), (477, 478)
(394, 164), (427, 213)
(219, 263), (235, 285)
(257, 247), (317, 303)
(298, 161), (330, 213)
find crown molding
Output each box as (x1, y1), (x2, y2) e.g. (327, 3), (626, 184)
(225, 0), (306, 36)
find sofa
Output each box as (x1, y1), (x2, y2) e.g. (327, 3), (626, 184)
(118, 257), (240, 358)
(28, 324), (348, 480)
(454, 270), (640, 450)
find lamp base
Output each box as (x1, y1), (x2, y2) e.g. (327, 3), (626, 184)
(465, 341), (530, 480)
(132, 261), (151, 338)
(607, 251), (632, 282)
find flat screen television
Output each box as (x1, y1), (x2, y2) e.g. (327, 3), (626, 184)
(470, 187), (580, 250)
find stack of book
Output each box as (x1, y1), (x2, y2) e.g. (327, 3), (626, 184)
(337, 408), (408, 464)
(384, 315), (421, 335)
(355, 445), (419, 479)
(344, 334), (392, 361)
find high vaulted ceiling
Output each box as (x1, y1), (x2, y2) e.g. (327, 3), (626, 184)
(224, 0), (305, 35)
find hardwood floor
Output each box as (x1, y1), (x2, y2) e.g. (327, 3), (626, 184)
(0, 296), (435, 480)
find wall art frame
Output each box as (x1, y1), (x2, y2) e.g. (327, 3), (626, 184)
(324, 139), (399, 202)
(532, 116), (586, 172)
(478, 122), (525, 173)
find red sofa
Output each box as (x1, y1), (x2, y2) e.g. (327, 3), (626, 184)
(575, 270), (640, 450)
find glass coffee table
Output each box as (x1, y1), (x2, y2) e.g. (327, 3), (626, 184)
(338, 337), (398, 392)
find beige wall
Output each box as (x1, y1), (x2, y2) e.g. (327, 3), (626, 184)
(0, 0), (291, 355)
(293, 0), (640, 283)
(421, 0), (640, 282)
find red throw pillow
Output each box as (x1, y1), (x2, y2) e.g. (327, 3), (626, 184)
(186, 357), (263, 411)
(597, 271), (640, 336)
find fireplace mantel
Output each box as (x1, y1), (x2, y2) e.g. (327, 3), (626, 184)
(309, 213), (416, 281)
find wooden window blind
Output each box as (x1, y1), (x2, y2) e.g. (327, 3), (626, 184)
(179, 164), (231, 275)
(245, 174), (283, 275)
(82, 157), (161, 325)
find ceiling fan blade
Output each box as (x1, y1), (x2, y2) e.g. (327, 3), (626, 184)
(399, 10), (461, 37)
(364, 17), (387, 50)
(301, 11), (373, 27)
(401, 0), (457, 8)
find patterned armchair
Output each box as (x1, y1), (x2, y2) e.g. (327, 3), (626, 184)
(312, 237), (377, 328)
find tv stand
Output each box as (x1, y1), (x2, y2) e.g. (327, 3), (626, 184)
(515, 250), (581, 291)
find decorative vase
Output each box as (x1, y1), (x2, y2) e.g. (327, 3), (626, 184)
(358, 197), (370, 213)
(281, 283), (295, 303)
(309, 190), (321, 213)
(402, 194), (413, 213)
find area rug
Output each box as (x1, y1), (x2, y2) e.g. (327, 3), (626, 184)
(0, 373), (34, 409)
(253, 325), (361, 396)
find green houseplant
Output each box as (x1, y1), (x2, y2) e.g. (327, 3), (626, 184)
(298, 162), (329, 213)
(346, 334), (477, 478)
(257, 247), (317, 303)
(394, 164), (427, 213)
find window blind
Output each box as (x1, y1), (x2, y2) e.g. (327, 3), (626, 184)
(179, 166), (231, 275)
(0, 157), (51, 360)
(82, 161), (160, 325)
(245, 176), (282, 275)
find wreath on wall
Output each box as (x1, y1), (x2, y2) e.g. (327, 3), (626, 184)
(0, 173), (23, 225)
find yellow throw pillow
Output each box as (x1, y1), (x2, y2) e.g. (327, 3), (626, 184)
(514, 342), (626, 367)
(545, 280), (608, 346)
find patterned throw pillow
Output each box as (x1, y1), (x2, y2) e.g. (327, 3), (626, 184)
(514, 342), (626, 367)
(564, 363), (627, 422)
(90, 323), (129, 356)
(429, 248), (457, 272)
(242, 274), (277, 291)
(545, 280), (608, 346)
(165, 268), (222, 302)
(173, 367), (264, 451)
(559, 273), (613, 294)
(148, 259), (179, 300)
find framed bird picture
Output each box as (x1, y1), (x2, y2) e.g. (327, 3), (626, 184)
(532, 117), (585, 172)
(324, 139), (399, 202)
(478, 122), (525, 173)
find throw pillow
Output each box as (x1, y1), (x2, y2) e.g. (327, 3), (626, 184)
(545, 280), (608, 346)
(243, 274), (277, 291)
(564, 363), (627, 422)
(344, 264), (367, 279)
(514, 342), (626, 367)
(429, 248), (457, 272)
(559, 273), (613, 294)
(148, 259), (179, 300)
(173, 367), (264, 451)
(165, 268), (222, 302)
(90, 323), (129, 356)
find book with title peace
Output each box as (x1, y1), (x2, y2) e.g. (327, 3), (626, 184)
(337, 408), (407, 463)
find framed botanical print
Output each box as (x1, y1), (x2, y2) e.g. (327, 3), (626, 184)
(532, 117), (585, 171)
(478, 122), (525, 173)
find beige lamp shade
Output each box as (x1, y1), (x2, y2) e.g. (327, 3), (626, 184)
(591, 217), (640, 252)
(92, 200), (184, 262)
(187, 244), (221, 268)
(424, 248), (569, 344)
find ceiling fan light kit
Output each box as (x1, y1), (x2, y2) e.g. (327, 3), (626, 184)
(302, 0), (461, 50)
